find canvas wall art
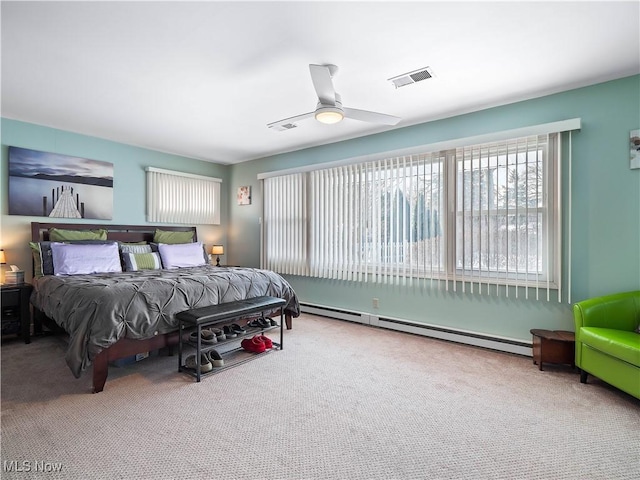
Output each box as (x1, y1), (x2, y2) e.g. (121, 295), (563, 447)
(8, 146), (114, 219)
(630, 129), (640, 169)
(237, 185), (251, 205)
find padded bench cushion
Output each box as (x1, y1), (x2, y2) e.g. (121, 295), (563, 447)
(580, 327), (640, 367)
(176, 296), (286, 326)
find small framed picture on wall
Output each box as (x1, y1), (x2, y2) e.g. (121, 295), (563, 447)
(630, 129), (640, 169)
(237, 186), (251, 205)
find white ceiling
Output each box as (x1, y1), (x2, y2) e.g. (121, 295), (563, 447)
(2, 1), (639, 165)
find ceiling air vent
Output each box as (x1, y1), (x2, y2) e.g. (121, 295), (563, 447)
(268, 123), (298, 132)
(388, 67), (434, 89)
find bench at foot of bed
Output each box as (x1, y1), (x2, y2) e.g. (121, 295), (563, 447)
(92, 313), (292, 393)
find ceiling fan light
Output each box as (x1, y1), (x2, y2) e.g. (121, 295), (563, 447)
(315, 107), (344, 124)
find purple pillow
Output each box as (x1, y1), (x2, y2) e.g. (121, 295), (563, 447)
(158, 242), (207, 269)
(51, 242), (122, 275)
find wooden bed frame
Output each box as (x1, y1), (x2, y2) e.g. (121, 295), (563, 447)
(30, 222), (293, 393)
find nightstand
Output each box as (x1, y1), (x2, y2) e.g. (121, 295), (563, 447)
(1, 283), (33, 344)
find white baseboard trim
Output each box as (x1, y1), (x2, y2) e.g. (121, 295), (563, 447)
(300, 302), (532, 357)
(301, 303), (370, 325)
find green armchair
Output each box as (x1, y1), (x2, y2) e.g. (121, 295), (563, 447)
(573, 290), (640, 399)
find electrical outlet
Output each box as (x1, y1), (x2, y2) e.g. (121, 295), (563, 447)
(372, 298), (379, 309)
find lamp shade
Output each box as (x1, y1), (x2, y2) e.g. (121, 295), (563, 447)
(211, 245), (224, 255)
(0, 249), (5, 265)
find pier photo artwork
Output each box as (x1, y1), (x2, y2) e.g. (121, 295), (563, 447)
(8, 147), (113, 220)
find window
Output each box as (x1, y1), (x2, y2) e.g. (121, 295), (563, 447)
(453, 134), (559, 294)
(262, 129), (567, 299)
(146, 167), (221, 225)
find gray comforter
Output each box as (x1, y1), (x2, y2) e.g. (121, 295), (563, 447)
(30, 266), (300, 378)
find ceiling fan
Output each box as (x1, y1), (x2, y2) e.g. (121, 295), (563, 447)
(267, 64), (401, 131)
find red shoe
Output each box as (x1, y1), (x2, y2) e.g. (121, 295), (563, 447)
(256, 335), (273, 349)
(241, 336), (266, 353)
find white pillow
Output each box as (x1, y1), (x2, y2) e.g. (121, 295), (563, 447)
(51, 242), (122, 275)
(157, 242), (207, 269)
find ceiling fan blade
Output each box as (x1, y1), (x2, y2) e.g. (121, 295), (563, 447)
(344, 107), (401, 126)
(309, 64), (336, 106)
(267, 111), (315, 131)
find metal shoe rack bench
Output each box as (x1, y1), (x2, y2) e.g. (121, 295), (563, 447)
(176, 296), (287, 382)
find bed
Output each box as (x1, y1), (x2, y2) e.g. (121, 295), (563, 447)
(29, 222), (300, 392)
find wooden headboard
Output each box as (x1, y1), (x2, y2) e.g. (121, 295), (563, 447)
(31, 222), (198, 243)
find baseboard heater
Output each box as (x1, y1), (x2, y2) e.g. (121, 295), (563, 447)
(300, 302), (532, 357)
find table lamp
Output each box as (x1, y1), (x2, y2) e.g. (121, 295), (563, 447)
(0, 249), (5, 284)
(211, 245), (224, 267)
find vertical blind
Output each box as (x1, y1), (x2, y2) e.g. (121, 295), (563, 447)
(453, 134), (559, 300)
(262, 122), (578, 302)
(263, 153), (448, 285)
(263, 173), (307, 274)
(146, 167), (221, 224)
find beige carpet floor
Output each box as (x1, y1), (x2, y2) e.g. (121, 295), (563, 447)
(1, 313), (639, 480)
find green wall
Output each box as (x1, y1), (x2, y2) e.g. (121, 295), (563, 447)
(2, 76), (638, 343)
(0, 118), (230, 278)
(229, 75), (640, 341)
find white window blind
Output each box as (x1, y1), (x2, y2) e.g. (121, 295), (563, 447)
(453, 134), (559, 299)
(263, 173), (307, 275)
(146, 167), (221, 224)
(263, 155), (447, 284)
(262, 123), (577, 302)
